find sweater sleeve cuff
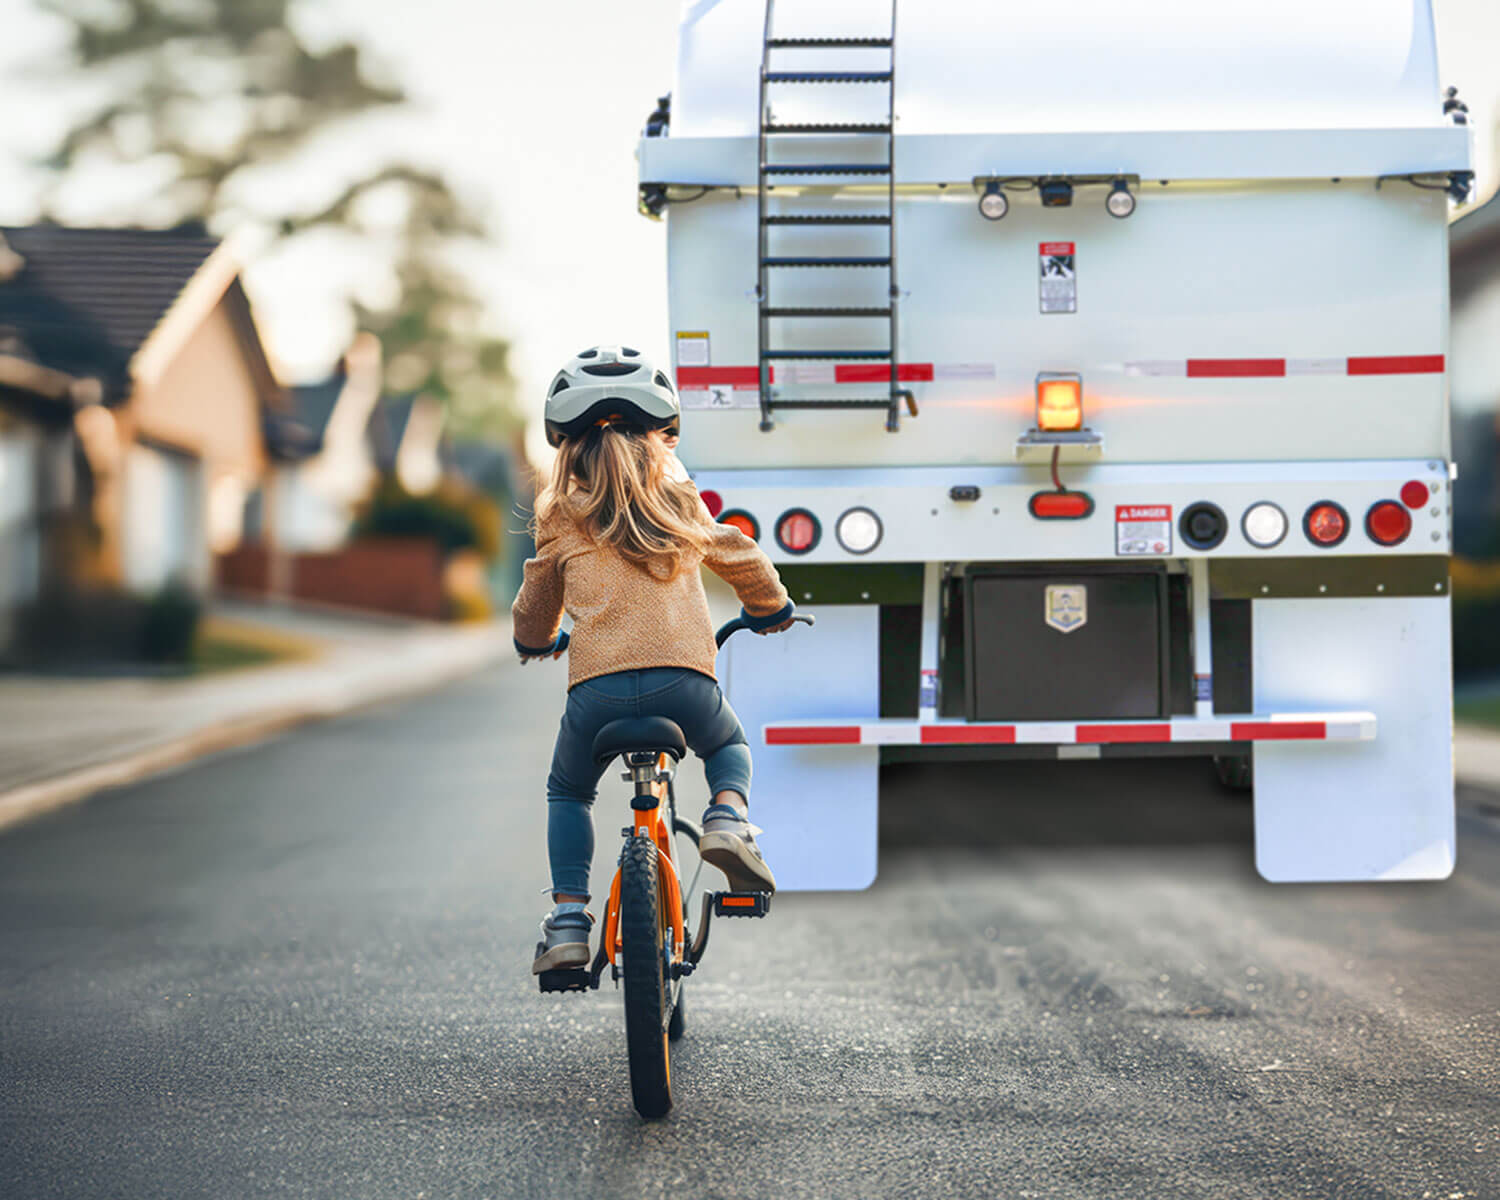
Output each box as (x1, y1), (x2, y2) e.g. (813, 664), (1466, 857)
(740, 601), (794, 632)
(515, 629), (569, 657)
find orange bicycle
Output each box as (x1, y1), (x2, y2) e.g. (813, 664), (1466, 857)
(537, 612), (812, 1118)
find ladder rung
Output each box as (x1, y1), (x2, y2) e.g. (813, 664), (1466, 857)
(767, 398), (897, 410)
(766, 37), (893, 48)
(762, 163), (890, 176)
(763, 214), (891, 225)
(764, 71), (892, 83)
(763, 306), (893, 317)
(762, 256), (891, 268)
(765, 122), (892, 134)
(762, 350), (891, 360)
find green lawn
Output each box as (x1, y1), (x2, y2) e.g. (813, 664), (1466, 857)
(190, 617), (318, 675)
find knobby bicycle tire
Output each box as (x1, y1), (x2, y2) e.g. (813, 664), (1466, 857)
(620, 833), (673, 1118)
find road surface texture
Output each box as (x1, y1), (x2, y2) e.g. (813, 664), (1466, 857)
(1, 660), (1496, 1199)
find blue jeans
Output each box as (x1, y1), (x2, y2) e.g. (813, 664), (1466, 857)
(547, 667), (752, 899)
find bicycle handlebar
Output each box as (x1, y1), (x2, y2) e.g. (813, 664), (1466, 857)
(714, 611), (814, 649)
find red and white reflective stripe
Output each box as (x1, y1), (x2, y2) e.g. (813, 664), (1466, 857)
(1125, 356), (1444, 378)
(764, 712), (1376, 747)
(678, 356), (1443, 389)
(678, 364), (936, 387)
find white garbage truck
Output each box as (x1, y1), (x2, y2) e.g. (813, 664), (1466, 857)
(636, 0), (1472, 886)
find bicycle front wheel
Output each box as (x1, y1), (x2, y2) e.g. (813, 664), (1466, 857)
(620, 833), (673, 1118)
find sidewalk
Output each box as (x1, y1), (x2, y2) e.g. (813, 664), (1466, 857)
(0, 601), (511, 832)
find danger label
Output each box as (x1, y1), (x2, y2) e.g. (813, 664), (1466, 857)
(1115, 504), (1172, 556)
(1039, 242), (1076, 314)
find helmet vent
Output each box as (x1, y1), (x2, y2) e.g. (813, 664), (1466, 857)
(581, 362), (639, 377)
(653, 371), (673, 390)
(550, 377), (570, 395)
(621, 347), (640, 356)
(576, 348), (598, 359)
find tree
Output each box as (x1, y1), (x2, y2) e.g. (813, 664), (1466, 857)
(35, 0), (517, 439)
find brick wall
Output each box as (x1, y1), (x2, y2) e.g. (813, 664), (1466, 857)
(215, 538), (447, 621)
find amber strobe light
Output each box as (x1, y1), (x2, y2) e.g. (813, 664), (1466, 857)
(1036, 374), (1083, 432)
(1304, 501), (1349, 547)
(719, 509), (760, 541)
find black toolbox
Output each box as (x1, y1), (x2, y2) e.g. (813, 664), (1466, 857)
(963, 566), (1170, 721)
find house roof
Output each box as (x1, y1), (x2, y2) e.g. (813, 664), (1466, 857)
(265, 367), (349, 462)
(0, 224), (219, 403)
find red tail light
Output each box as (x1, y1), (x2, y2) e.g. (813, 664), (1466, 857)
(1029, 491), (1094, 520)
(775, 508), (821, 554)
(699, 488), (724, 517)
(1399, 480), (1429, 509)
(720, 509), (759, 541)
(1304, 501), (1349, 547)
(1366, 500), (1412, 546)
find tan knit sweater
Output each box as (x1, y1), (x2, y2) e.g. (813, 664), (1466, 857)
(511, 496), (791, 687)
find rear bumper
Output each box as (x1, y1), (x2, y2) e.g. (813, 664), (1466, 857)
(764, 712), (1376, 747)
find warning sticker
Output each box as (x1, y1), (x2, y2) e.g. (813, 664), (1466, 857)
(675, 331), (710, 367)
(1115, 504), (1172, 556)
(1039, 242), (1076, 314)
(680, 386), (757, 411)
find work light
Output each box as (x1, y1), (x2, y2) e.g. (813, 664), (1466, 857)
(1106, 179), (1136, 218)
(978, 181), (1008, 220)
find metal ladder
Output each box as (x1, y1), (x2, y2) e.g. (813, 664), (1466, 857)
(756, 0), (913, 433)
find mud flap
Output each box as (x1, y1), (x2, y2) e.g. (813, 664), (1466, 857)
(1252, 596), (1454, 882)
(720, 605), (879, 890)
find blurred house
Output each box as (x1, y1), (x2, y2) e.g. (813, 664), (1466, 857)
(1451, 191), (1500, 557)
(261, 332), (383, 551)
(0, 224), (282, 650)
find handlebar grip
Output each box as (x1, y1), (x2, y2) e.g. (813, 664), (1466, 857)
(714, 610), (815, 649)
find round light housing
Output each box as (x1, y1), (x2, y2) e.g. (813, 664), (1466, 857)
(1242, 502), (1288, 549)
(835, 507), (882, 554)
(719, 508), (759, 541)
(1179, 501), (1227, 550)
(1106, 179), (1136, 219)
(1399, 480), (1429, 509)
(698, 488), (724, 518)
(978, 182), (1008, 221)
(1304, 501), (1349, 547)
(1366, 500), (1412, 547)
(775, 508), (820, 555)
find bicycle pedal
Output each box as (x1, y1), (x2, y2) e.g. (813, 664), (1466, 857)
(712, 891), (772, 918)
(537, 967), (592, 993)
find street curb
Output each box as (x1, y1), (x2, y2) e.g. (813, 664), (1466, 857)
(0, 632), (509, 836)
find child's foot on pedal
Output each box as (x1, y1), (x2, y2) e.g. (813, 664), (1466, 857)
(531, 903), (593, 974)
(698, 804), (777, 894)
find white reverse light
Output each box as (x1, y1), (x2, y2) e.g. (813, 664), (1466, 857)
(978, 181), (1009, 221)
(1242, 501), (1288, 548)
(836, 506), (883, 554)
(1106, 178), (1136, 219)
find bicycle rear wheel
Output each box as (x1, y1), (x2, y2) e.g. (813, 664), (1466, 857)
(620, 833), (673, 1118)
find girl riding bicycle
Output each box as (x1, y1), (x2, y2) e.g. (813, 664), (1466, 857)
(512, 345), (794, 976)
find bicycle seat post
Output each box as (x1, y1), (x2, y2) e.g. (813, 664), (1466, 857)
(624, 751), (660, 811)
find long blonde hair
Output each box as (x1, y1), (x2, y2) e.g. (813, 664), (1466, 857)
(535, 423), (709, 578)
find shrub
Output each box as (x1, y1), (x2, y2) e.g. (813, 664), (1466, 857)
(353, 476), (502, 559)
(140, 578), (202, 663)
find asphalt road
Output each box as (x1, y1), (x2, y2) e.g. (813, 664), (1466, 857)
(1, 660), (1497, 1199)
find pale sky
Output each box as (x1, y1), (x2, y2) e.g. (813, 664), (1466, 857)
(0, 0), (1497, 464)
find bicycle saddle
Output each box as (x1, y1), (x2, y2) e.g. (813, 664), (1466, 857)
(591, 717), (687, 766)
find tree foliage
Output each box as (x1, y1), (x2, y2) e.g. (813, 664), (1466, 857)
(37, 0), (517, 438)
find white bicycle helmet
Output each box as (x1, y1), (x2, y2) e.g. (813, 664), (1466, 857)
(544, 345), (680, 447)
